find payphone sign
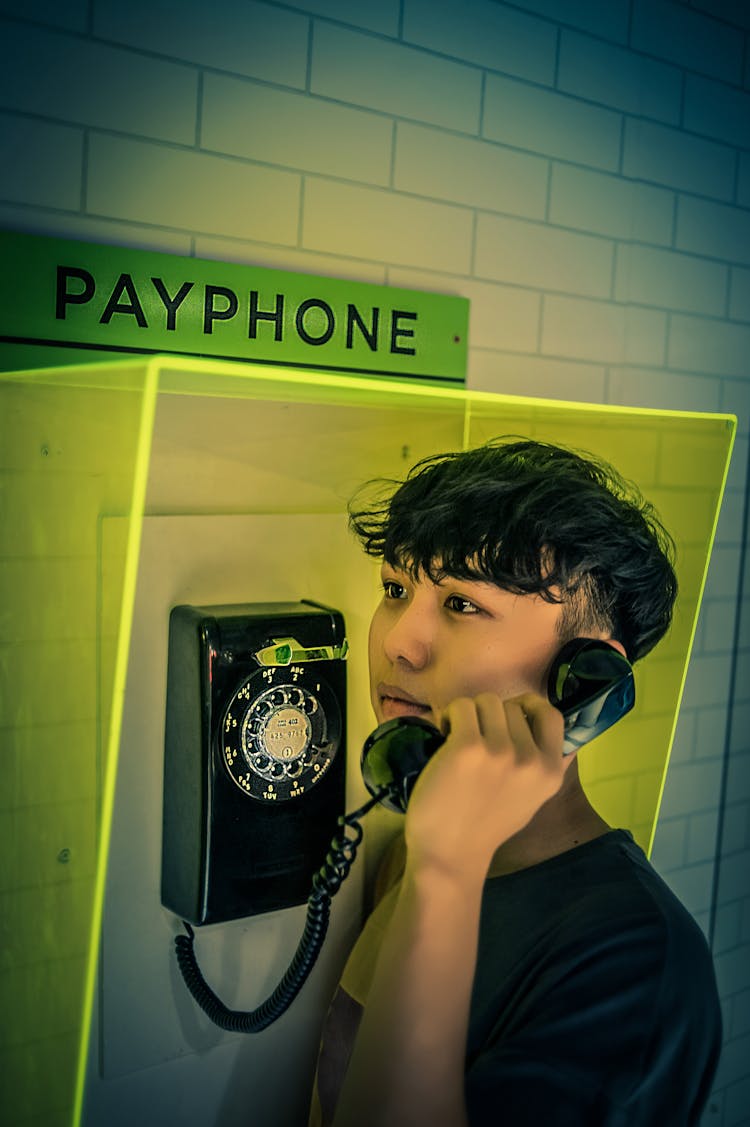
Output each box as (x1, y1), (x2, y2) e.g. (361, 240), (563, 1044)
(0, 229), (468, 383)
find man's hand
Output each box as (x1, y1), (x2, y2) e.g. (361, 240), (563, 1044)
(333, 692), (573, 1127)
(403, 692), (571, 887)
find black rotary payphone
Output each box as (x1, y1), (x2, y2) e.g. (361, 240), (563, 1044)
(161, 601), (348, 927)
(162, 605), (635, 1033)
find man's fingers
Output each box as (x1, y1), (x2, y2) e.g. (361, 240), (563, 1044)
(515, 691), (566, 759)
(439, 696), (480, 743)
(474, 693), (534, 757)
(437, 691), (567, 765)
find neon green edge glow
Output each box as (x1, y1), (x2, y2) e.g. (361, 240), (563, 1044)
(645, 420), (737, 857)
(71, 361), (159, 1127)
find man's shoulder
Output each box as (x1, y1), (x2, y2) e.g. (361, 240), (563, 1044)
(481, 829), (714, 972)
(470, 829), (722, 1088)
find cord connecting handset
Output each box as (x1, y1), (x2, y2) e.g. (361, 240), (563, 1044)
(174, 787), (389, 1032)
(174, 637), (633, 1031)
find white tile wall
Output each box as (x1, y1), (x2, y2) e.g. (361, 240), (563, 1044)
(677, 197), (750, 268)
(475, 215), (613, 295)
(509, 0), (630, 43)
(285, 0), (400, 36)
(310, 22), (481, 130)
(557, 28), (682, 122)
(0, 0), (88, 31)
(86, 134), (302, 242)
(614, 244), (729, 317)
(483, 72), (622, 169)
(684, 75), (750, 152)
(623, 117), (737, 201)
(94, 0), (310, 87)
(201, 73), (393, 185)
(549, 164), (675, 244)
(0, 112), (83, 210)
(302, 177), (473, 270)
(1, 1), (748, 1123)
(402, 0), (557, 85)
(630, 0), (744, 83)
(668, 315), (750, 378)
(729, 268), (750, 323)
(0, 22), (199, 144)
(393, 121), (548, 218)
(739, 153), (750, 209)
(541, 295), (666, 364)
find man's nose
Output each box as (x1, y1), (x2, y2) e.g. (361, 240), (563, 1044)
(382, 599), (433, 668)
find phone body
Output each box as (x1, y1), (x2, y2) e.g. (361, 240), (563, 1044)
(161, 601), (347, 925)
(361, 638), (634, 813)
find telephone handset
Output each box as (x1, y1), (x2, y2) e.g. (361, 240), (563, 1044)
(170, 634), (633, 1033)
(361, 638), (635, 813)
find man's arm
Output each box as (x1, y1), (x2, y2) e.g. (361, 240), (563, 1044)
(332, 692), (570, 1127)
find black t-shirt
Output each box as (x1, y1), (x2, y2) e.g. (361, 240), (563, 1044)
(466, 830), (722, 1125)
(310, 830), (722, 1127)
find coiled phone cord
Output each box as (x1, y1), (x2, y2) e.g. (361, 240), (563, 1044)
(173, 787), (391, 1032)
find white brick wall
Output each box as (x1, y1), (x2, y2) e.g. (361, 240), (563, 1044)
(511, 0), (630, 43)
(0, 21), (199, 144)
(630, 0), (744, 82)
(302, 178), (473, 269)
(0, 1), (748, 1123)
(541, 295), (667, 364)
(557, 28), (682, 122)
(614, 244), (728, 317)
(201, 74), (393, 184)
(483, 72), (622, 168)
(623, 117), (737, 200)
(0, 112), (83, 210)
(393, 122), (548, 218)
(402, 0), (557, 84)
(549, 164), (674, 243)
(475, 214), (613, 294)
(87, 134), (302, 242)
(684, 74), (750, 151)
(669, 316), (750, 378)
(95, 0), (310, 86)
(677, 196), (750, 267)
(739, 152), (750, 208)
(311, 22), (482, 130)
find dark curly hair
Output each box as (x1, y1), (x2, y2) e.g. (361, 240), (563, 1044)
(348, 438), (677, 662)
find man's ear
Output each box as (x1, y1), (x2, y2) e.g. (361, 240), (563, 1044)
(582, 629), (627, 660)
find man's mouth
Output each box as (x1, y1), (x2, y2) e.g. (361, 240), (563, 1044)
(377, 683), (431, 720)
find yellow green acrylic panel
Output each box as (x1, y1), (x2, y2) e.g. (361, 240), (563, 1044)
(0, 356), (736, 1127)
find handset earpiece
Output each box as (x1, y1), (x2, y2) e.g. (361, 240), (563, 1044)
(361, 639), (635, 811)
(548, 638), (635, 756)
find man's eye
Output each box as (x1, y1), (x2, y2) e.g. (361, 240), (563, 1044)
(445, 594), (479, 614)
(383, 580), (407, 600)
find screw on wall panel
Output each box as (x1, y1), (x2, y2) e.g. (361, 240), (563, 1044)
(401, 445), (410, 460)
(57, 848), (71, 864)
(40, 445), (49, 457)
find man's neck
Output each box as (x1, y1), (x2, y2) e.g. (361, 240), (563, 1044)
(487, 776), (611, 878)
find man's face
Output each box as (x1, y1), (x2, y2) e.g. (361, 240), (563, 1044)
(368, 562), (566, 726)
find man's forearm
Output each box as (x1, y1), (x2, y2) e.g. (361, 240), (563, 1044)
(332, 865), (484, 1127)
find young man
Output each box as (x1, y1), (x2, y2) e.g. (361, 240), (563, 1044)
(309, 439), (722, 1127)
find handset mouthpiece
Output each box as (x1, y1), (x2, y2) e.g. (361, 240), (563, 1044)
(361, 716), (445, 814)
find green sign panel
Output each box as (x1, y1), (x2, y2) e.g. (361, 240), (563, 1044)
(0, 230), (468, 383)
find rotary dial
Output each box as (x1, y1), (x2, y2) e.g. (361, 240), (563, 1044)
(221, 671), (341, 802)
